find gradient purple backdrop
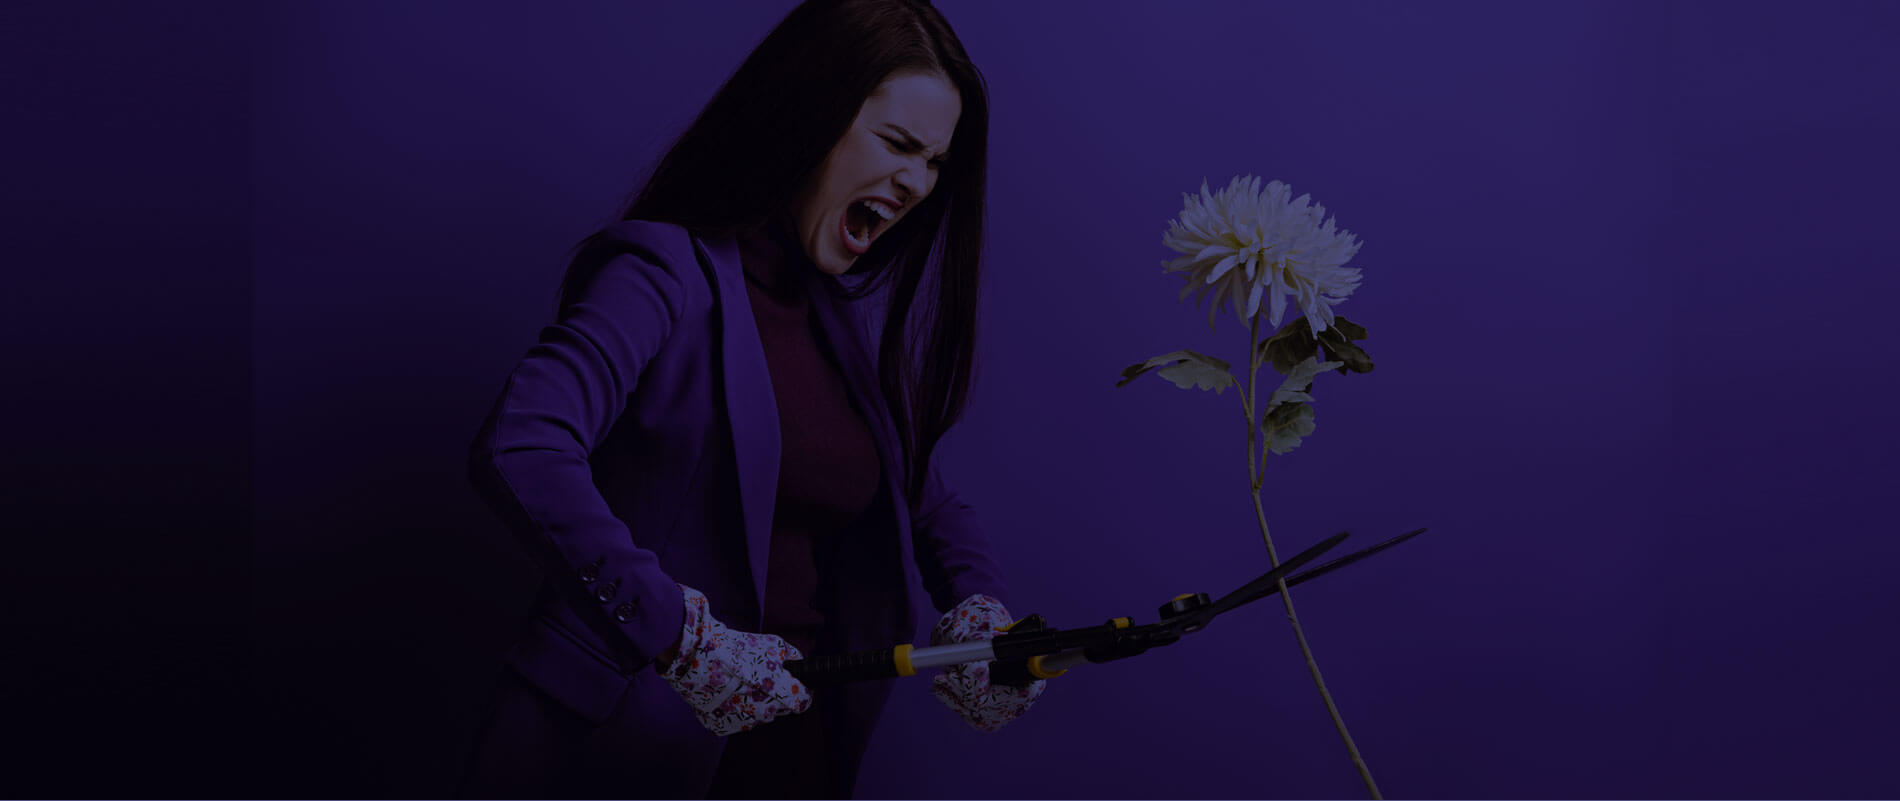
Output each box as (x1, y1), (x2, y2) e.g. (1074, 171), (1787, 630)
(7, 0), (1898, 798)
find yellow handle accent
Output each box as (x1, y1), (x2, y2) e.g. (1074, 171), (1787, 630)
(1026, 654), (1068, 679)
(893, 643), (916, 677)
(1173, 593), (1197, 601)
(1111, 617), (1131, 629)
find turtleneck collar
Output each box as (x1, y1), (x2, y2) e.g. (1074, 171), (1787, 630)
(738, 212), (816, 306)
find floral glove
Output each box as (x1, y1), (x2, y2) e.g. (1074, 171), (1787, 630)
(928, 593), (1047, 732)
(656, 584), (812, 736)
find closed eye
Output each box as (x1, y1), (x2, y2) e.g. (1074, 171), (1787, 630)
(882, 135), (946, 169)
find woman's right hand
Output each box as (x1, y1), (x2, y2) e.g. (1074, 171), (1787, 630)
(656, 584), (812, 736)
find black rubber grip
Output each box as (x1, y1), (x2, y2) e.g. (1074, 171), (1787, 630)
(783, 648), (898, 685)
(990, 658), (1037, 687)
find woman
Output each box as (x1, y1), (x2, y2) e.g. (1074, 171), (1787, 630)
(456, 1), (1046, 798)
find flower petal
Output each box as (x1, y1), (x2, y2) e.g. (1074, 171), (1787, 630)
(1205, 253), (1241, 283)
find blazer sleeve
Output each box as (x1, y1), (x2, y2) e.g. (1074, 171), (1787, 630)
(467, 247), (689, 672)
(910, 449), (1013, 614)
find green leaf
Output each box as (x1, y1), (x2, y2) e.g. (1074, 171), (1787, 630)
(1117, 351), (1186, 387)
(1294, 315), (1373, 376)
(1258, 317), (1318, 375)
(1117, 350), (1235, 394)
(1328, 315), (1368, 341)
(1267, 355), (1346, 408)
(1249, 316), (1369, 454)
(1316, 334), (1375, 375)
(1267, 399), (1308, 428)
(1262, 402), (1316, 455)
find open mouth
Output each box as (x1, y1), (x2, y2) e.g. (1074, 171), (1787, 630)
(841, 197), (897, 253)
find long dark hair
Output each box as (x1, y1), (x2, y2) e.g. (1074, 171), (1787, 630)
(558, 0), (988, 513)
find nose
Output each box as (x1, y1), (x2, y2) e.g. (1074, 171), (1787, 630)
(892, 162), (927, 207)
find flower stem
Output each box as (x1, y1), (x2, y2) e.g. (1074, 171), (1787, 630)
(1245, 315), (1383, 800)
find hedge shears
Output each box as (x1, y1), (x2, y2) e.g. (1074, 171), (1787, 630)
(785, 527), (1426, 686)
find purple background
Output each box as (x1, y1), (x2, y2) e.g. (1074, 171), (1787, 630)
(7, 1), (1898, 798)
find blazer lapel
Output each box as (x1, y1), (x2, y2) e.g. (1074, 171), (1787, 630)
(697, 233), (778, 618)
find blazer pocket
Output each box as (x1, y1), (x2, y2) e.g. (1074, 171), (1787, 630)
(501, 615), (634, 726)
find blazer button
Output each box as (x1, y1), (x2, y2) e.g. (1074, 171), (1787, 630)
(595, 580), (618, 603)
(578, 564), (599, 583)
(613, 602), (637, 623)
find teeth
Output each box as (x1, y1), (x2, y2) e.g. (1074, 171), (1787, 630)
(859, 199), (896, 220)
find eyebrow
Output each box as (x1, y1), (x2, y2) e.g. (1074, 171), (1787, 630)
(885, 124), (949, 160)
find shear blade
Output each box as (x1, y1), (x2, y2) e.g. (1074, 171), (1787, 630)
(1201, 526), (1428, 623)
(1205, 530), (1351, 619)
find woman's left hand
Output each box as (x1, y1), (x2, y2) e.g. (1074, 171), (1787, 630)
(928, 593), (1047, 732)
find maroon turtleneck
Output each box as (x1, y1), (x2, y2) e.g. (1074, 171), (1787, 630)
(733, 217), (883, 656)
(708, 219), (882, 800)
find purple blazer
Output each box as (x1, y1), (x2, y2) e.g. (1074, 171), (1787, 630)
(464, 219), (1011, 797)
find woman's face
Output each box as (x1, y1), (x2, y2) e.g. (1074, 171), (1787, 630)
(790, 70), (961, 276)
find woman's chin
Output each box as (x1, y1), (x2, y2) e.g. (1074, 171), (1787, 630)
(816, 247), (855, 275)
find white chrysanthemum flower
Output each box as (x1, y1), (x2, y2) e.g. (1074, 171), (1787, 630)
(1162, 176), (1365, 337)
